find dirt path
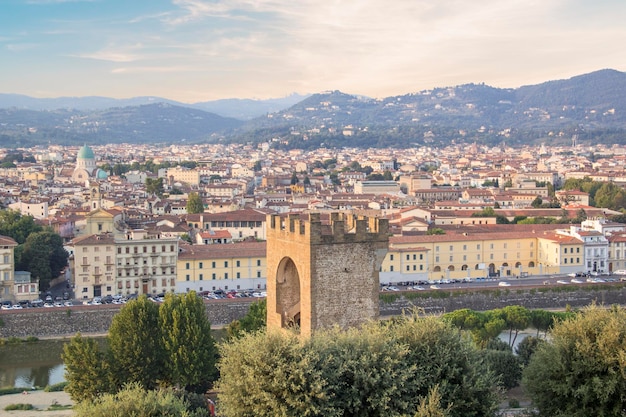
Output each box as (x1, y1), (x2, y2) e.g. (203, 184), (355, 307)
(0, 390), (73, 416)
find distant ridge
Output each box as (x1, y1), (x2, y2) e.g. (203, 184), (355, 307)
(1, 69), (626, 148)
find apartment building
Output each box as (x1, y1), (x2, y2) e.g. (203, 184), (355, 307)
(71, 229), (178, 299)
(380, 226), (586, 284)
(0, 235), (18, 301)
(177, 241), (266, 293)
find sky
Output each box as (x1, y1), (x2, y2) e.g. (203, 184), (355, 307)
(1, 0), (626, 103)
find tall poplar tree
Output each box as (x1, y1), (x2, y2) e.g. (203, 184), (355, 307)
(108, 295), (164, 390)
(160, 292), (218, 392)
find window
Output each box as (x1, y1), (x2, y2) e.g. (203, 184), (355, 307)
(449, 245), (453, 251)
(406, 254), (410, 261)
(186, 275), (190, 281)
(257, 271), (261, 278)
(199, 274), (203, 280)
(390, 254), (394, 261)
(212, 273), (216, 280)
(413, 254), (417, 260)
(224, 261), (228, 267)
(236, 272), (240, 278)
(257, 259), (261, 266)
(406, 265), (410, 271)
(225, 273), (229, 279)
(199, 262), (203, 269)
(390, 266), (394, 272)
(236, 260), (240, 267)
(420, 254), (423, 260)
(185, 262), (190, 270)
(212, 262), (216, 268)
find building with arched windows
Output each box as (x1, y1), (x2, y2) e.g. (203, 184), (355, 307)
(71, 144), (108, 183)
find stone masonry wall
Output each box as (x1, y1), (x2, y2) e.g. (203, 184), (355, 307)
(1, 287), (625, 339)
(0, 298), (255, 339)
(379, 286), (626, 317)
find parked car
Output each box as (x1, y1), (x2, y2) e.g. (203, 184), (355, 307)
(1, 301), (13, 310)
(498, 281), (511, 287)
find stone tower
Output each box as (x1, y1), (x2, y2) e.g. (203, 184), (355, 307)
(266, 212), (389, 338)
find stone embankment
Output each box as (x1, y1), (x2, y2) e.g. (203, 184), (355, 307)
(0, 298), (255, 339)
(379, 285), (626, 316)
(1, 286), (625, 339)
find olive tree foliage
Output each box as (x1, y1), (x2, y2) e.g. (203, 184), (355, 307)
(73, 382), (209, 417)
(108, 295), (164, 390)
(225, 299), (266, 339)
(62, 334), (114, 403)
(159, 292), (218, 393)
(217, 314), (499, 417)
(217, 330), (328, 417)
(523, 305), (626, 417)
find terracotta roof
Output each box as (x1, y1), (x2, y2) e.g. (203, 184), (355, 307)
(0, 235), (18, 246)
(178, 241), (266, 260)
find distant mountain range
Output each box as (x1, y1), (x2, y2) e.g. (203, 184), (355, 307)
(2, 69), (626, 149)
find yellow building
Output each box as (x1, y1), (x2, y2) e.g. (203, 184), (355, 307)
(381, 226), (585, 284)
(0, 235), (18, 301)
(177, 241), (266, 293)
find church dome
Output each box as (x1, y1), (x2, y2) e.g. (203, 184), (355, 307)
(77, 145), (95, 160)
(96, 169), (108, 180)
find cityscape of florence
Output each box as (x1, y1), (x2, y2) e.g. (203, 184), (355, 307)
(2, 1), (626, 416)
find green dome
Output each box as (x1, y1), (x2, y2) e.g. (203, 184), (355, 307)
(77, 144), (95, 159)
(96, 169), (108, 179)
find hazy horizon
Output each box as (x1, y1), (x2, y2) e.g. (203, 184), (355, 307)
(2, 1), (626, 103)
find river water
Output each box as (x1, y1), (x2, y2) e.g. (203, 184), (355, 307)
(0, 339), (68, 388)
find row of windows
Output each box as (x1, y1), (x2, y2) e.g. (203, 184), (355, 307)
(117, 245), (176, 254)
(563, 247), (581, 254)
(185, 259), (263, 269)
(185, 270), (263, 281)
(82, 246), (113, 252)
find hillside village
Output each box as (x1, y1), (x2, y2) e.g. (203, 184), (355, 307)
(2, 140), (626, 303)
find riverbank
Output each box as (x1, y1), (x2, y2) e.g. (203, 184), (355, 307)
(0, 390), (73, 416)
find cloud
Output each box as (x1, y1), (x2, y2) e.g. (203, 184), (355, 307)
(111, 65), (197, 74)
(76, 44), (145, 63)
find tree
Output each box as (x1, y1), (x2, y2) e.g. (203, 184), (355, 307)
(531, 196), (543, 208)
(17, 229), (68, 291)
(480, 348), (522, 390)
(226, 299), (267, 339)
(217, 314), (499, 417)
(523, 305), (626, 417)
(145, 177), (165, 197)
(426, 228), (445, 235)
(62, 334), (113, 402)
(108, 295), (164, 390)
(499, 305), (531, 347)
(0, 209), (42, 244)
(515, 335), (544, 367)
(290, 171), (299, 185)
(160, 292), (218, 392)
(186, 192), (204, 214)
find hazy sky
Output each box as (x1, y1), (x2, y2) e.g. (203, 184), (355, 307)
(1, 0), (625, 103)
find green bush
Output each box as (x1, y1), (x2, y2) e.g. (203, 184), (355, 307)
(73, 383), (209, 417)
(4, 403), (35, 411)
(25, 336), (39, 343)
(508, 398), (520, 408)
(0, 387), (24, 396)
(44, 381), (69, 392)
